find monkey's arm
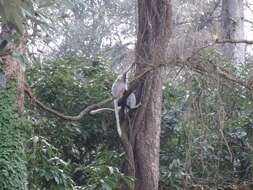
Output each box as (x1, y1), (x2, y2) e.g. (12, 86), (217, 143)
(128, 102), (141, 109)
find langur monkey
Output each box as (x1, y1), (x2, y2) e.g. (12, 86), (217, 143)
(111, 74), (127, 137)
(90, 73), (140, 137)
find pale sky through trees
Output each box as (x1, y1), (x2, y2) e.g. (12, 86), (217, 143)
(245, 0), (253, 40)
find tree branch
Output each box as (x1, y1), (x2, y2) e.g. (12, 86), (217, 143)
(216, 39), (253, 44)
(24, 83), (113, 120)
(24, 41), (252, 122)
(23, 63), (152, 121)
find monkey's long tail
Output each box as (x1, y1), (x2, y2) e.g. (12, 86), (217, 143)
(113, 99), (122, 137)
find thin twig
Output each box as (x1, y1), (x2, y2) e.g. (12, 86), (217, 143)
(216, 39), (253, 44)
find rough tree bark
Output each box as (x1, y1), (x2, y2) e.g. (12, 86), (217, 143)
(0, 5), (28, 190)
(220, 0), (245, 64)
(126, 0), (172, 189)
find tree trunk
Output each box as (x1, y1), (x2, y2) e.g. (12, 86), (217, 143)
(0, 22), (28, 189)
(129, 0), (172, 189)
(220, 0), (245, 64)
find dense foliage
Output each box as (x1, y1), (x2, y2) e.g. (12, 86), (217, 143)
(159, 49), (253, 189)
(0, 81), (30, 189)
(26, 56), (133, 189)
(24, 51), (253, 189)
(1, 0), (253, 189)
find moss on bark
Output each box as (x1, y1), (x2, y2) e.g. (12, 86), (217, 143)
(0, 81), (28, 190)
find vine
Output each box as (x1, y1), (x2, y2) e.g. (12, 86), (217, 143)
(0, 80), (30, 190)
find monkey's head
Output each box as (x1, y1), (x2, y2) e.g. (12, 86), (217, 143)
(112, 74), (127, 98)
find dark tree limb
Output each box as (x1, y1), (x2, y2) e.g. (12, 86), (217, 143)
(216, 39), (253, 44)
(24, 83), (112, 120)
(24, 50), (252, 122)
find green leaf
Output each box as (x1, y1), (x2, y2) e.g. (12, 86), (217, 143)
(101, 182), (112, 190)
(122, 176), (134, 190)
